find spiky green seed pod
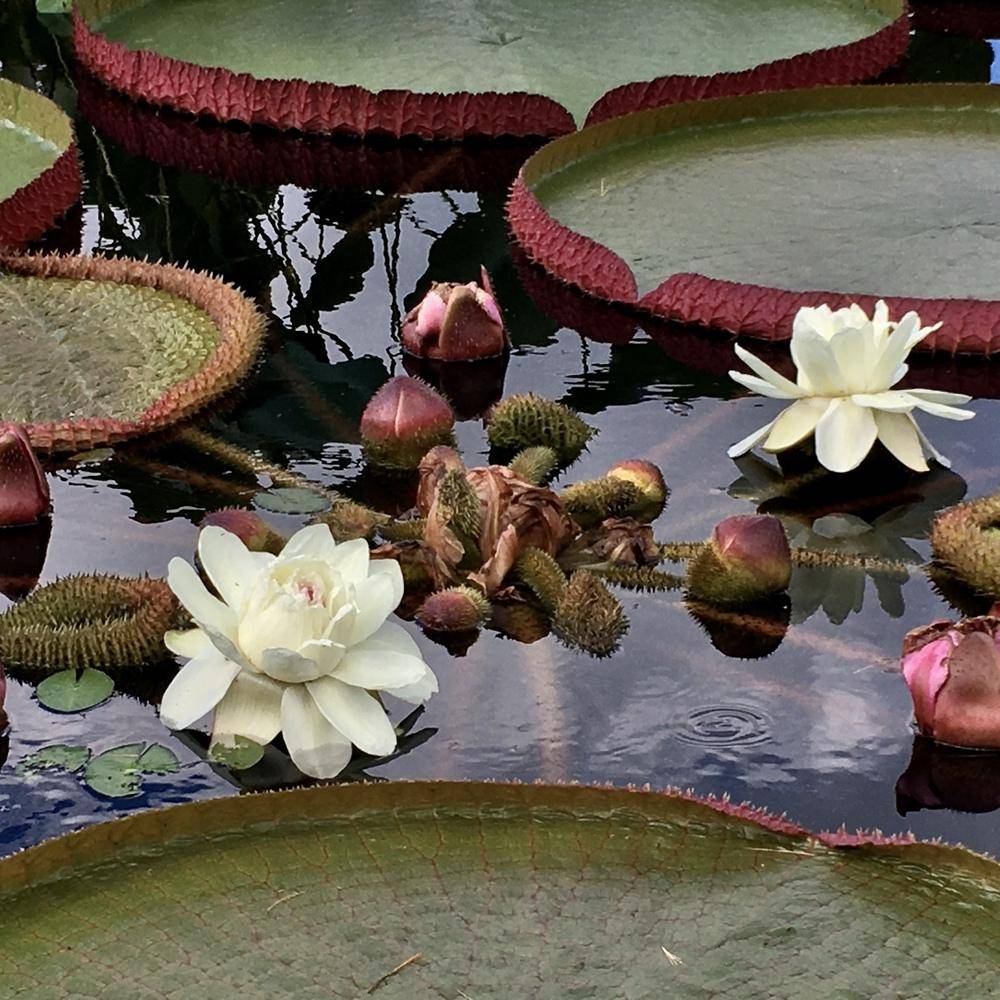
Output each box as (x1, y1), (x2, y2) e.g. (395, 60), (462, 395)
(416, 586), (492, 633)
(314, 500), (388, 542)
(552, 570), (629, 658)
(487, 393), (597, 462)
(490, 601), (551, 644)
(510, 446), (559, 485)
(380, 517), (428, 542)
(437, 468), (482, 563)
(595, 565), (686, 593)
(516, 547), (568, 614)
(561, 477), (642, 528)
(931, 493), (1000, 598)
(791, 547), (911, 577)
(0, 575), (184, 677)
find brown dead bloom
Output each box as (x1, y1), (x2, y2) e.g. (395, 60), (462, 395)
(585, 518), (661, 566)
(417, 451), (576, 595)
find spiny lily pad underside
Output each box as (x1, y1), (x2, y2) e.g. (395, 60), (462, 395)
(509, 84), (1000, 355)
(74, 0), (907, 137)
(1, 782), (998, 998)
(0, 254), (264, 452)
(0, 79), (80, 247)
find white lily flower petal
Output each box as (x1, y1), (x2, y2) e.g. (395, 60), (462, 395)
(326, 537), (371, 587)
(275, 523), (339, 563)
(164, 627), (211, 659)
(197, 526), (268, 614)
(914, 421), (952, 468)
(763, 397), (831, 452)
(905, 388), (973, 407)
(345, 573), (399, 645)
(791, 328), (844, 396)
(259, 646), (330, 683)
(733, 344), (804, 398)
(367, 557), (405, 607)
(334, 643), (429, 689)
(384, 664), (440, 705)
(729, 372), (802, 400)
(212, 671), (283, 745)
(167, 557), (238, 639)
(850, 391), (915, 413)
(727, 417), (778, 459)
(159, 649), (241, 730)
(828, 325), (874, 394)
(874, 411), (929, 473)
(908, 398), (976, 421)
(281, 685), (353, 779)
(299, 638), (347, 675)
(814, 398), (878, 472)
(306, 677), (397, 757)
(361, 620), (424, 658)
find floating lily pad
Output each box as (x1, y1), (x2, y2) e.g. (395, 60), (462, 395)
(510, 84), (1000, 355)
(74, 0), (907, 138)
(36, 669), (114, 713)
(1, 782), (999, 995)
(253, 486), (332, 515)
(0, 254), (265, 452)
(15, 744), (90, 776)
(0, 78), (80, 247)
(83, 742), (180, 799)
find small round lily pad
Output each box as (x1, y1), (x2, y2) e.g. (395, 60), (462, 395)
(36, 669), (115, 713)
(253, 486), (332, 515)
(15, 744), (90, 776)
(74, 0), (907, 138)
(83, 743), (180, 799)
(0, 79), (80, 247)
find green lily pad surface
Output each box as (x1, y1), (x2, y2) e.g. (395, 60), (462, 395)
(0, 107), (60, 204)
(0, 255), (264, 452)
(513, 84), (1000, 352)
(82, 0), (902, 127)
(1, 782), (998, 997)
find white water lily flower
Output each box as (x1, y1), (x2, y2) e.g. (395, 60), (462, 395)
(160, 524), (437, 779)
(727, 301), (974, 473)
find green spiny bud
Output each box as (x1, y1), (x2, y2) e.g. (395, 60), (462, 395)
(380, 517), (428, 542)
(490, 601), (551, 644)
(437, 468), (482, 563)
(510, 446), (559, 485)
(0, 575), (185, 677)
(416, 586), (492, 633)
(561, 477), (642, 528)
(552, 570), (629, 657)
(516, 546), (568, 614)
(314, 500), (388, 542)
(487, 393), (597, 462)
(931, 492), (1000, 598)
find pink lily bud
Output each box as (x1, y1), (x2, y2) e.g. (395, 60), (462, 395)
(0, 424), (50, 526)
(607, 459), (668, 519)
(416, 586), (491, 633)
(402, 267), (509, 362)
(200, 508), (285, 554)
(361, 377), (456, 471)
(688, 514), (792, 605)
(902, 616), (1000, 749)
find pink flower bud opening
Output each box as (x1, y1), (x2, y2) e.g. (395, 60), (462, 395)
(713, 514), (791, 590)
(201, 508), (273, 552)
(0, 423), (50, 527)
(361, 377), (454, 444)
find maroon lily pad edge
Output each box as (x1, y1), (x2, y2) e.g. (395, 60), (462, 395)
(73, 0), (907, 140)
(508, 82), (1000, 357)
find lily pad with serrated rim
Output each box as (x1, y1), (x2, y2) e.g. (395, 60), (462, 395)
(0, 78), (81, 248)
(0, 253), (265, 452)
(509, 83), (1000, 357)
(1, 781), (1000, 997)
(73, 0), (907, 139)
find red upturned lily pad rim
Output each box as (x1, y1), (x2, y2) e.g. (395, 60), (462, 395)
(508, 83), (1000, 357)
(0, 253), (265, 453)
(72, 0), (909, 140)
(0, 79), (81, 250)
(3, 780), (997, 896)
(75, 72), (540, 193)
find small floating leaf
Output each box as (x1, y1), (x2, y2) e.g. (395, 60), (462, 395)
(68, 448), (114, 465)
(209, 737), (265, 771)
(15, 744), (90, 776)
(254, 486), (331, 515)
(35, 0), (72, 12)
(84, 742), (180, 799)
(36, 669), (114, 713)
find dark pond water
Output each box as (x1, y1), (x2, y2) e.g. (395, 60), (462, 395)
(4, 10), (1000, 857)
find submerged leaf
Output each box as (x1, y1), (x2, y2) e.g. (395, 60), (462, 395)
(36, 669), (114, 713)
(254, 486), (332, 515)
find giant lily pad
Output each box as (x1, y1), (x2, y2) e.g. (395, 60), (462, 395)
(509, 84), (1000, 355)
(0, 78), (80, 247)
(74, 0), (907, 139)
(0, 253), (265, 451)
(1, 781), (1000, 996)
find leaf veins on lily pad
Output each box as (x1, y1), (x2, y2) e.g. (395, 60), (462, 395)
(254, 486), (331, 515)
(83, 742), (180, 799)
(36, 669), (115, 713)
